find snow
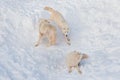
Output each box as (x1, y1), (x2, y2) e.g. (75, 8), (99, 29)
(0, 0), (120, 80)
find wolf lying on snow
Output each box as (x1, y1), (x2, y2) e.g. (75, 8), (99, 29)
(66, 51), (88, 74)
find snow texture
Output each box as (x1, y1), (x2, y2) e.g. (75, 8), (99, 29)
(0, 0), (120, 80)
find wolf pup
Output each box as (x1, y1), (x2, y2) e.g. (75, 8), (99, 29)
(35, 19), (56, 47)
(44, 6), (71, 45)
(66, 51), (88, 74)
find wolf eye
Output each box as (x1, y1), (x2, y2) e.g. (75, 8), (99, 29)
(66, 28), (69, 30)
(44, 20), (49, 23)
(63, 28), (66, 30)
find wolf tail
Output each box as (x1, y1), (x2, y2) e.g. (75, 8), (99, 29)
(44, 6), (55, 13)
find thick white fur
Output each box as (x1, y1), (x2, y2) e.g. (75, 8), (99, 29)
(44, 6), (71, 45)
(66, 51), (88, 74)
(35, 19), (56, 47)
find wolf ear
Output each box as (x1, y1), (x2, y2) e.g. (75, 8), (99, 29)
(82, 54), (88, 59)
(73, 51), (80, 53)
(73, 51), (77, 53)
(45, 20), (50, 23)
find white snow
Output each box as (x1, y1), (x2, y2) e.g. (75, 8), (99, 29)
(0, 0), (120, 80)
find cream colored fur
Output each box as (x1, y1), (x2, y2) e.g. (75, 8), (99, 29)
(66, 51), (88, 74)
(35, 19), (56, 47)
(44, 6), (71, 45)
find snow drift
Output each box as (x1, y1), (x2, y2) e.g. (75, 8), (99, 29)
(0, 0), (120, 80)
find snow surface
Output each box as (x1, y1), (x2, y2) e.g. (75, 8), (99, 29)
(0, 0), (120, 80)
